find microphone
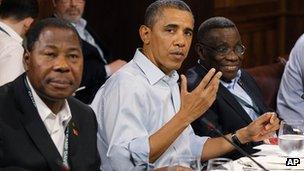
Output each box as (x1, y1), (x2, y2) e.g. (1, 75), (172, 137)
(200, 118), (268, 171)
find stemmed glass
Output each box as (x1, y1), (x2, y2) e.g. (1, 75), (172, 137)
(278, 120), (304, 157)
(207, 158), (233, 171)
(167, 155), (202, 171)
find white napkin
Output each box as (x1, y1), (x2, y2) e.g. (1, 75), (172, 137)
(234, 156), (304, 170)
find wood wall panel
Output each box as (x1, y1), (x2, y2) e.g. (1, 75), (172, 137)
(213, 0), (304, 68)
(35, 0), (304, 70)
(214, 0), (282, 68)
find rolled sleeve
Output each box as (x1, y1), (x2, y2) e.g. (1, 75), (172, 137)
(189, 128), (209, 159)
(128, 135), (153, 168)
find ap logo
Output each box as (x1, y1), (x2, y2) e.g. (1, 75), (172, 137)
(286, 158), (300, 166)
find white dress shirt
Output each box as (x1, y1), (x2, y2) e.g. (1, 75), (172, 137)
(220, 70), (259, 121)
(91, 49), (208, 171)
(0, 21), (24, 86)
(27, 77), (72, 156)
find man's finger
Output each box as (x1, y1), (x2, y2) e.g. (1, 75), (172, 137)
(255, 112), (275, 125)
(270, 113), (278, 124)
(180, 74), (188, 95)
(204, 71), (222, 91)
(193, 68), (216, 92)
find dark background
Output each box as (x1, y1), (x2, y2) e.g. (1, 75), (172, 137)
(37, 0), (304, 73)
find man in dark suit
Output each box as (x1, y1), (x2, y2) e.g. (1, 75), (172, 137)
(0, 18), (100, 170)
(52, 0), (127, 104)
(187, 17), (272, 159)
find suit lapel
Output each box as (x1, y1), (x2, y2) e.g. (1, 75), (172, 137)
(240, 73), (267, 116)
(13, 74), (62, 171)
(67, 99), (80, 168)
(194, 63), (253, 124)
(218, 83), (253, 124)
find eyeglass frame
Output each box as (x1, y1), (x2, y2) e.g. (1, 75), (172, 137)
(198, 41), (246, 57)
(59, 0), (85, 4)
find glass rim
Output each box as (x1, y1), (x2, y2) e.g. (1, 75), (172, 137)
(208, 157), (232, 162)
(281, 119), (304, 124)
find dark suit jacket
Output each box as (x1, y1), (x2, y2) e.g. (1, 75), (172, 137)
(0, 74), (100, 171)
(75, 25), (112, 104)
(187, 63), (270, 159)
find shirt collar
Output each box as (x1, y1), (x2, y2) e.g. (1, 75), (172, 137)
(26, 77), (72, 126)
(53, 14), (87, 31)
(133, 48), (179, 85)
(221, 69), (242, 90)
(0, 21), (23, 43)
(70, 18), (87, 31)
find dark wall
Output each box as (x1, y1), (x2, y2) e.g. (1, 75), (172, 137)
(83, 0), (213, 72)
(37, 0), (304, 71)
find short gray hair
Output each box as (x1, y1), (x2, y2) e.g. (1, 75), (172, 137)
(197, 16), (236, 43)
(144, 0), (192, 27)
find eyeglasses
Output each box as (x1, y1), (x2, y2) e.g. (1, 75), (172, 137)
(60, 0), (85, 4)
(199, 42), (246, 57)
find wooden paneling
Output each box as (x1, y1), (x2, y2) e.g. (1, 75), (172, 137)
(37, 0), (53, 20)
(36, 0), (304, 70)
(214, 0), (281, 68)
(214, 0), (304, 68)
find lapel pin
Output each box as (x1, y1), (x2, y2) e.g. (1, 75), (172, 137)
(72, 128), (79, 136)
(71, 122), (79, 136)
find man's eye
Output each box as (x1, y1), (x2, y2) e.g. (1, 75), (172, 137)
(68, 54), (80, 62)
(45, 52), (56, 57)
(235, 45), (245, 53)
(185, 31), (192, 37)
(217, 46), (229, 53)
(69, 54), (78, 58)
(166, 28), (175, 33)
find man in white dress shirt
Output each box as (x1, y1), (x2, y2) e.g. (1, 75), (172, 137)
(91, 0), (280, 170)
(0, 0), (38, 86)
(0, 18), (100, 170)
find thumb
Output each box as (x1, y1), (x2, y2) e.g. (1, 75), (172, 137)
(180, 74), (188, 95)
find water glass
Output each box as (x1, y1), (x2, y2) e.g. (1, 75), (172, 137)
(207, 158), (233, 171)
(167, 156), (202, 171)
(278, 120), (304, 157)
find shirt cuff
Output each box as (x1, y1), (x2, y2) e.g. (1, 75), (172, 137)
(128, 135), (154, 169)
(105, 64), (111, 77)
(190, 135), (209, 159)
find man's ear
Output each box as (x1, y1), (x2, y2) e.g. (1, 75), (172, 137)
(195, 42), (206, 60)
(22, 17), (34, 35)
(23, 50), (30, 71)
(139, 25), (151, 45)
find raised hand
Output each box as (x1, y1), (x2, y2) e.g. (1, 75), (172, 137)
(178, 68), (222, 123)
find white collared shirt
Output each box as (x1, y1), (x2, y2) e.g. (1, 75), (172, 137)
(26, 77), (72, 156)
(91, 49), (208, 171)
(0, 21), (24, 86)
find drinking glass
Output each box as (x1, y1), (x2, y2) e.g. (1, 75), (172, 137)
(278, 120), (304, 157)
(167, 155), (202, 171)
(207, 158), (233, 171)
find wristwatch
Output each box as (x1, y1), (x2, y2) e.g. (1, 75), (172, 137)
(231, 132), (242, 146)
